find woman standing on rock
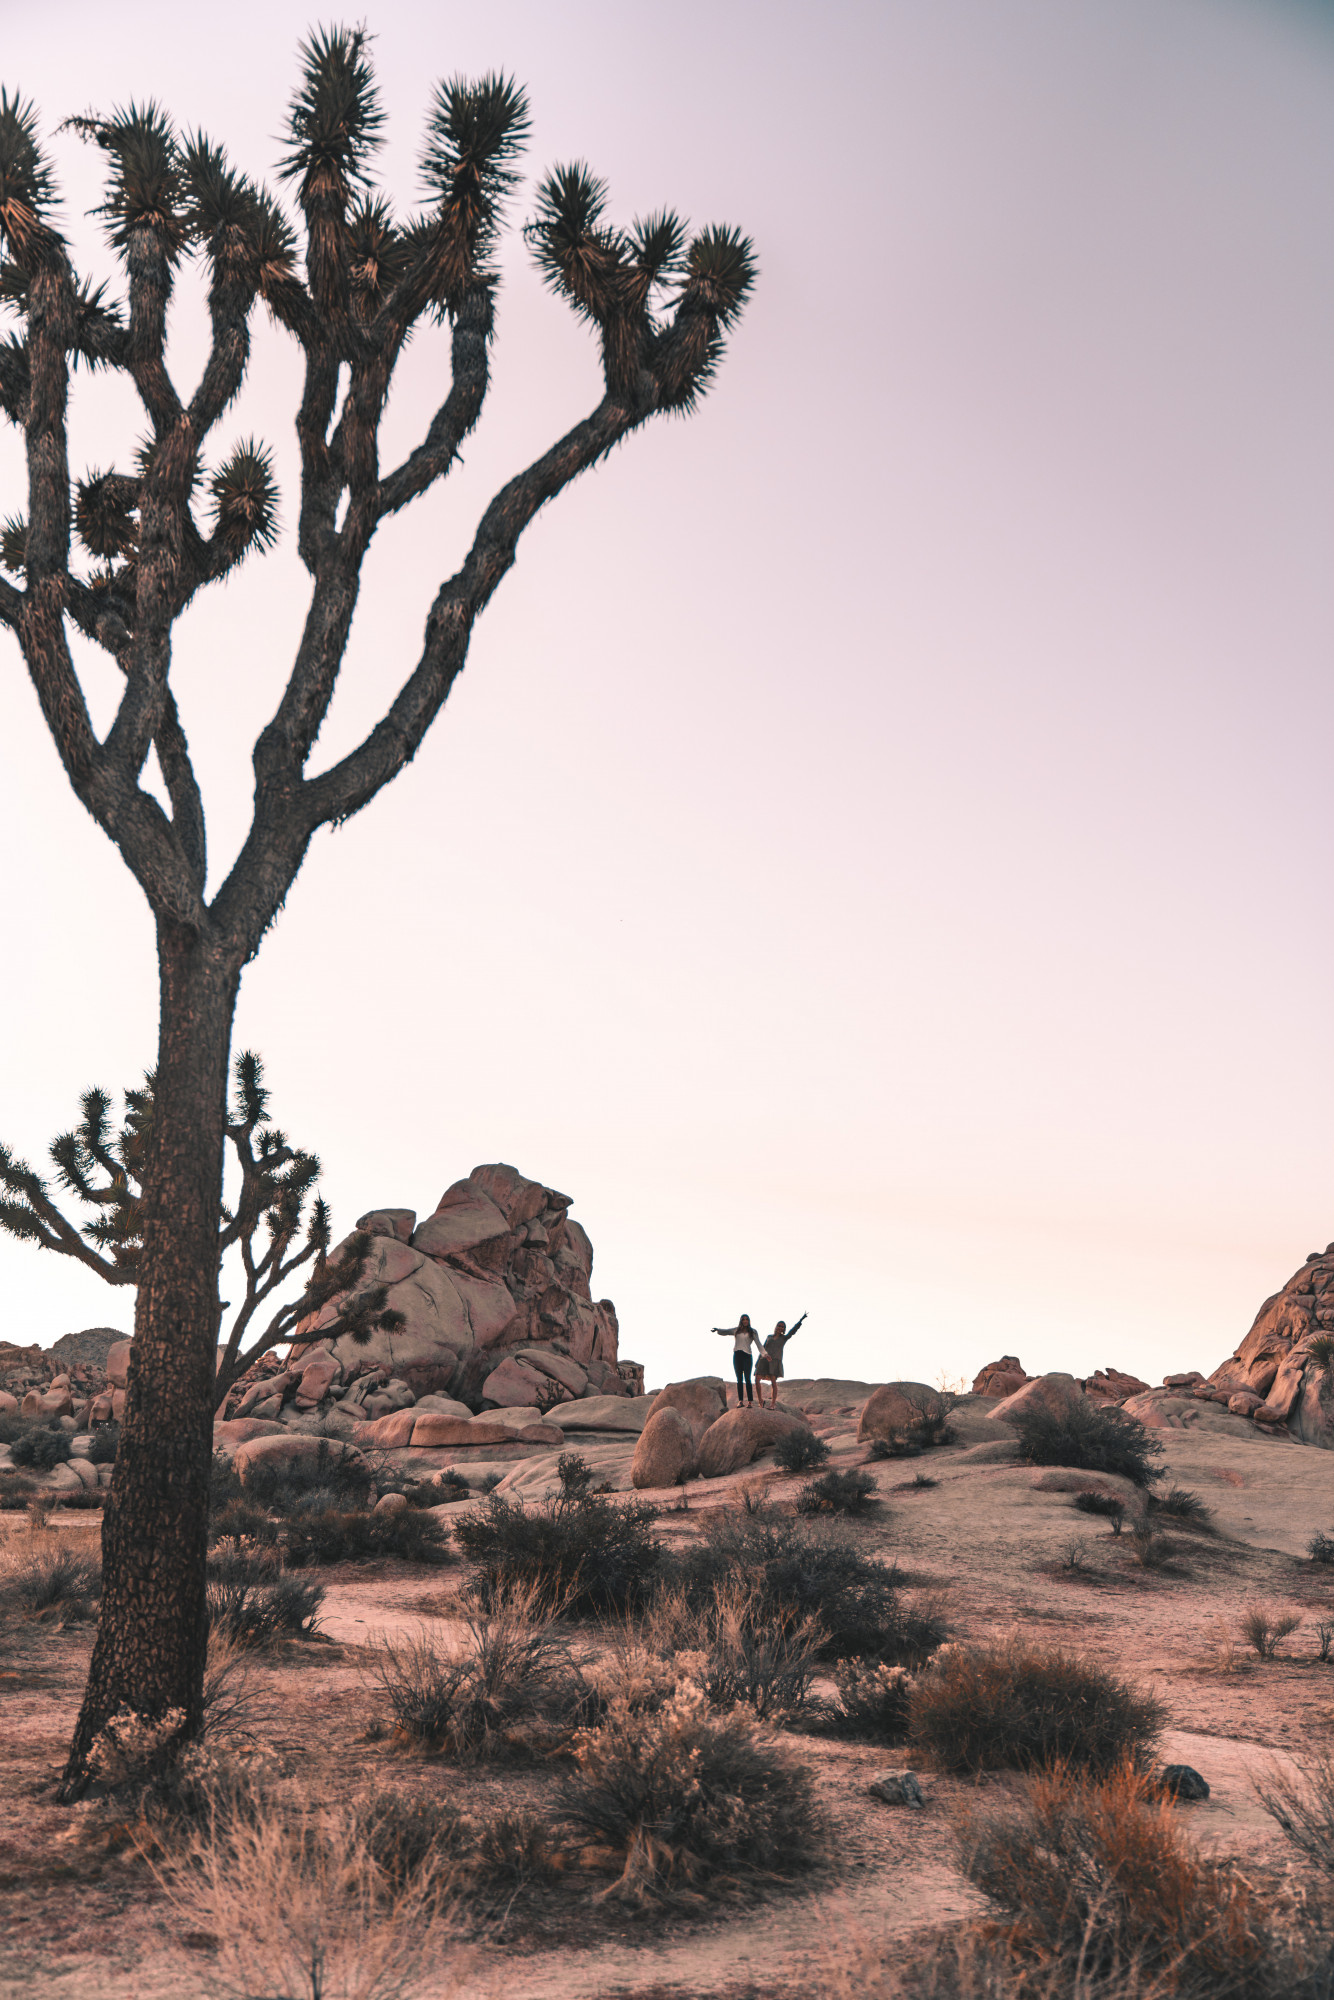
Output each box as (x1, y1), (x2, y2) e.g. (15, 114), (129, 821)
(756, 1314), (806, 1407)
(713, 1314), (761, 1407)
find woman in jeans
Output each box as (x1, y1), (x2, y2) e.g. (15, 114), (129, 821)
(713, 1314), (761, 1407)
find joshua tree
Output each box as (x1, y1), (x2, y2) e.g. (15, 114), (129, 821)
(0, 26), (754, 1795)
(0, 1050), (402, 1405)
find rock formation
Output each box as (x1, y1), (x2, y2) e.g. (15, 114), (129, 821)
(1204, 1243), (1334, 1446)
(293, 1163), (631, 1409)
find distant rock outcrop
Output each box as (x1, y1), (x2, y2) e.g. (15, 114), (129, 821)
(282, 1163), (632, 1412)
(1204, 1244), (1334, 1447)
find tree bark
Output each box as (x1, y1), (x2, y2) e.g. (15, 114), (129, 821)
(59, 920), (239, 1799)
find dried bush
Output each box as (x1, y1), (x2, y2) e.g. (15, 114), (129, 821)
(961, 1759), (1298, 1999)
(0, 1471), (43, 1510)
(797, 1468), (878, 1516)
(899, 1387), (957, 1448)
(211, 1494), (279, 1547)
(685, 1581), (822, 1720)
(1126, 1522), (1174, 1571)
(1308, 1531), (1334, 1566)
(367, 1590), (587, 1758)
(1153, 1486), (1212, 1529)
(672, 1514), (941, 1663)
(867, 1434), (920, 1462)
(1014, 1400), (1164, 1488)
(206, 1542), (326, 1648)
(556, 1685), (826, 1904)
(9, 1423), (73, 1470)
(471, 1808), (561, 1891)
(1239, 1604), (1302, 1660)
(351, 1791), (472, 1889)
(774, 1429), (832, 1474)
(0, 1537), (101, 1622)
(817, 1659), (915, 1741)
(87, 1422), (120, 1465)
(156, 1788), (463, 2000)
(909, 1639), (1162, 1775)
(283, 1503), (450, 1568)
(454, 1486), (662, 1617)
(1256, 1747), (1334, 1879)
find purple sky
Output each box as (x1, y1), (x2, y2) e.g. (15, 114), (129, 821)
(2, 0), (1333, 1393)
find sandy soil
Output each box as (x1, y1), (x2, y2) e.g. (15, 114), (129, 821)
(3, 1393), (1334, 2000)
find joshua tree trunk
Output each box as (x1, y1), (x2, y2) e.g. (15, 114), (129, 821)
(0, 32), (754, 1797)
(60, 926), (239, 1789)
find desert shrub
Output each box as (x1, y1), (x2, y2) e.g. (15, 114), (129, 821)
(1239, 1604), (1302, 1660)
(1257, 1746), (1334, 1880)
(87, 1422), (120, 1465)
(774, 1429), (831, 1474)
(283, 1503), (450, 1568)
(454, 1487), (662, 1617)
(1073, 1489), (1125, 1521)
(1127, 1522), (1174, 1570)
(0, 1540), (100, 1621)
(368, 1590), (587, 1758)
(351, 1790), (471, 1888)
(556, 1685), (827, 1904)
(431, 1470), (471, 1503)
(209, 1450), (246, 1515)
(556, 1451), (594, 1498)
(242, 1440), (376, 1512)
(10, 1424), (73, 1470)
(962, 1759), (1297, 1999)
(1153, 1486), (1212, 1528)
(817, 1658), (914, 1741)
(0, 1412), (26, 1445)
(899, 1387), (957, 1448)
(156, 1787), (457, 2000)
(797, 1468), (878, 1516)
(206, 1543), (326, 1648)
(867, 1434), (920, 1462)
(1309, 1531), (1334, 1566)
(471, 1808), (561, 1890)
(910, 1639), (1162, 1775)
(0, 1472), (43, 1511)
(685, 1582), (822, 1720)
(1014, 1399), (1163, 1488)
(210, 1495), (279, 1547)
(907, 1472), (938, 1490)
(673, 1514), (941, 1663)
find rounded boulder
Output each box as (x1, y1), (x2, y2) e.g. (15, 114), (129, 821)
(631, 1407), (698, 1489)
(232, 1433), (365, 1484)
(646, 1379), (728, 1439)
(695, 1404), (812, 1479)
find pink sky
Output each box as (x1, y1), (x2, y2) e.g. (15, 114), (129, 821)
(1, 0), (1332, 1394)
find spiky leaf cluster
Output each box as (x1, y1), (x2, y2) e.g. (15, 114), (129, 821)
(278, 26), (384, 202)
(0, 90), (60, 266)
(209, 441), (279, 559)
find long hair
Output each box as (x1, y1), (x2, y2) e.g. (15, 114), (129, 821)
(738, 1313), (752, 1329)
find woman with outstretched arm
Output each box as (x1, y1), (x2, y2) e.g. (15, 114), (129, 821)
(756, 1313), (807, 1407)
(713, 1314), (761, 1408)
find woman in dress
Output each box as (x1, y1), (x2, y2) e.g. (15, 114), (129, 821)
(712, 1314), (761, 1407)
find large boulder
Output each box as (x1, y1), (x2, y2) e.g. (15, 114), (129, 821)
(1204, 1244), (1334, 1446)
(988, 1373), (1085, 1426)
(548, 1394), (654, 1434)
(482, 1356), (552, 1408)
(972, 1357), (1028, 1398)
(106, 1340), (134, 1389)
(696, 1404), (811, 1478)
(232, 1433), (365, 1483)
(214, 1417), (288, 1449)
(646, 1379), (728, 1438)
(856, 1381), (941, 1444)
(632, 1408), (697, 1488)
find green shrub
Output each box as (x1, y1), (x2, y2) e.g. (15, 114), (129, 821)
(87, 1422), (120, 1465)
(210, 1496), (279, 1547)
(283, 1502), (449, 1567)
(910, 1639), (1162, 1775)
(1014, 1399), (1164, 1488)
(774, 1429), (831, 1474)
(867, 1434), (919, 1462)
(242, 1440), (376, 1511)
(556, 1687), (826, 1904)
(10, 1424), (73, 1470)
(673, 1515), (941, 1664)
(1309, 1531), (1334, 1566)
(1073, 1489), (1126, 1520)
(455, 1488), (662, 1617)
(556, 1451), (594, 1498)
(797, 1468), (877, 1516)
(688, 1582), (821, 1720)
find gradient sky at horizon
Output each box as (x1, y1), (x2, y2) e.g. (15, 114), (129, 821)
(1, 0), (1332, 1394)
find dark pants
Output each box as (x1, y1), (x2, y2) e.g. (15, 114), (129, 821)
(733, 1351), (754, 1404)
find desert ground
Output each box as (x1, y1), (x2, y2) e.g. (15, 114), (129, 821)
(3, 1381), (1334, 2000)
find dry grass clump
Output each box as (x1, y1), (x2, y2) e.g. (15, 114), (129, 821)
(367, 1587), (589, 1758)
(818, 1658), (915, 1741)
(555, 1684), (827, 1905)
(1239, 1604), (1303, 1660)
(0, 1527), (101, 1623)
(676, 1580), (823, 1721)
(155, 1787), (466, 2000)
(207, 1539), (326, 1648)
(909, 1639), (1162, 1775)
